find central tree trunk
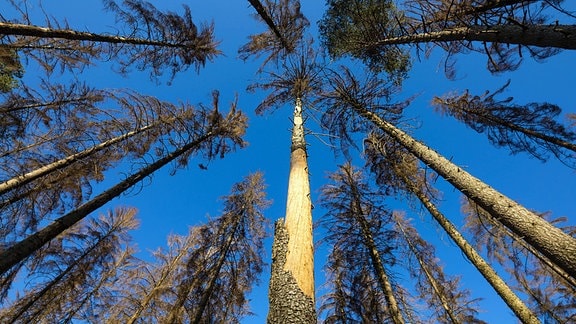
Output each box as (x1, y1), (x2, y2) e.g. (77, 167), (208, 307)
(268, 98), (316, 323)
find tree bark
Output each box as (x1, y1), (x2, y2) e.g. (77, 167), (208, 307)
(268, 98), (316, 323)
(401, 177), (540, 324)
(367, 25), (576, 49)
(0, 132), (214, 275)
(354, 105), (576, 281)
(0, 22), (188, 48)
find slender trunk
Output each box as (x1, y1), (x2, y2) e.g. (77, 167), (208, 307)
(366, 25), (576, 49)
(190, 221), (239, 324)
(401, 176), (539, 323)
(0, 22), (186, 48)
(354, 105), (576, 281)
(247, 0), (291, 51)
(0, 132), (214, 275)
(461, 107), (576, 153)
(268, 98), (315, 323)
(0, 122), (158, 196)
(6, 231), (110, 323)
(0, 97), (97, 113)
(349, 179), (404, 324)
(394, 217), (460, 324)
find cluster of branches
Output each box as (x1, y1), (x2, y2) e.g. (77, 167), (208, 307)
(314, 63), (575, 321)
(0, 173), (269, 323)
(319, 0), (576, 78)
(0, 2), (257, 322)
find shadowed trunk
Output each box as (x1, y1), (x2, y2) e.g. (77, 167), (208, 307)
(365, 25), (576, 49)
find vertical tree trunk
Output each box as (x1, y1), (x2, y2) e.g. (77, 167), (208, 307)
(355, 105), (576, 281)
(268, 98), (316, 323)
(347, 174), (405, 324)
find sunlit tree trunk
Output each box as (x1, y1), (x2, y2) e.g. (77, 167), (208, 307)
(268, 98), (316, 323)
(354, 105), (576, 281)
(0, 22), (199, 49)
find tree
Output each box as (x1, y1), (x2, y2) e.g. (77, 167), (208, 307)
(319, 163), (407, 324)
(0, 101), (247, 275)
(318, 0), (411, 83)
(0, 207), (138, 323)
(105, 173), (269, 323)
(432, 81), (576, 168)
(2, 0), (219, 80)
(320, 65), (576, 283)
(463, 199), (576, 323)
(392, 211), (485, 323)
(0, 87), (212, 249)
(241, 0), (309, 69)
(319, 0), (574, 76)
(363, 130), (544, 323)
(0, 47), (23, 93)
(168, 172), (269, 323)
(243, 2), (321, 314)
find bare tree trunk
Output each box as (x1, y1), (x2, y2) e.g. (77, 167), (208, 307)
(0, 122), (158, 195)
(0, 22), (190, 48)
(393, 217), (460, 324)
(348, 177), (404, 324)
(367, 25), (576, 49)
(189, 223), (239, 324)
(0, 132), (214, 275)
(268, 98), (316, 323)
(354, 105), (576, 281)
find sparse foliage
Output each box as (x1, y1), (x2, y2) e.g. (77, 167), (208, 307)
(433, 81), (576, 168)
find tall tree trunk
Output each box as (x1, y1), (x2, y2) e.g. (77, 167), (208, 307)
(348, 173), (404, 324)
(0, 22), (193, 49)
(0, 122), (159, 195)
(393, 217), (460, 324)
(0, 132), (215, 275)
(368, 25), (576, 49)
(354, 105), (576, 281)
(268, 98), (316, 323)
(395, 181), (539, 324)
(189, 222), (239, 324)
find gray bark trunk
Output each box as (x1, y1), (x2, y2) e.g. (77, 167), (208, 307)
(403, 178), (539, 324)
(267, 220), (316, 323)
(0, 22), (185, 48)
(368, 25), (576, 49)
(0, 123), (157, 196)
(0, 132), (213, 275)
(355, 106), (576, 281)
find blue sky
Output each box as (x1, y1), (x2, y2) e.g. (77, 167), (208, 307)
(7, 1), (576, 322)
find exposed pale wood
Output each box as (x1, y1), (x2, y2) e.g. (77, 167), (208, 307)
(283, 99), (314, 300)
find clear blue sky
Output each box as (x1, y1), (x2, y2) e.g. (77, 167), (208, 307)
(10, 1), (575, 322)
